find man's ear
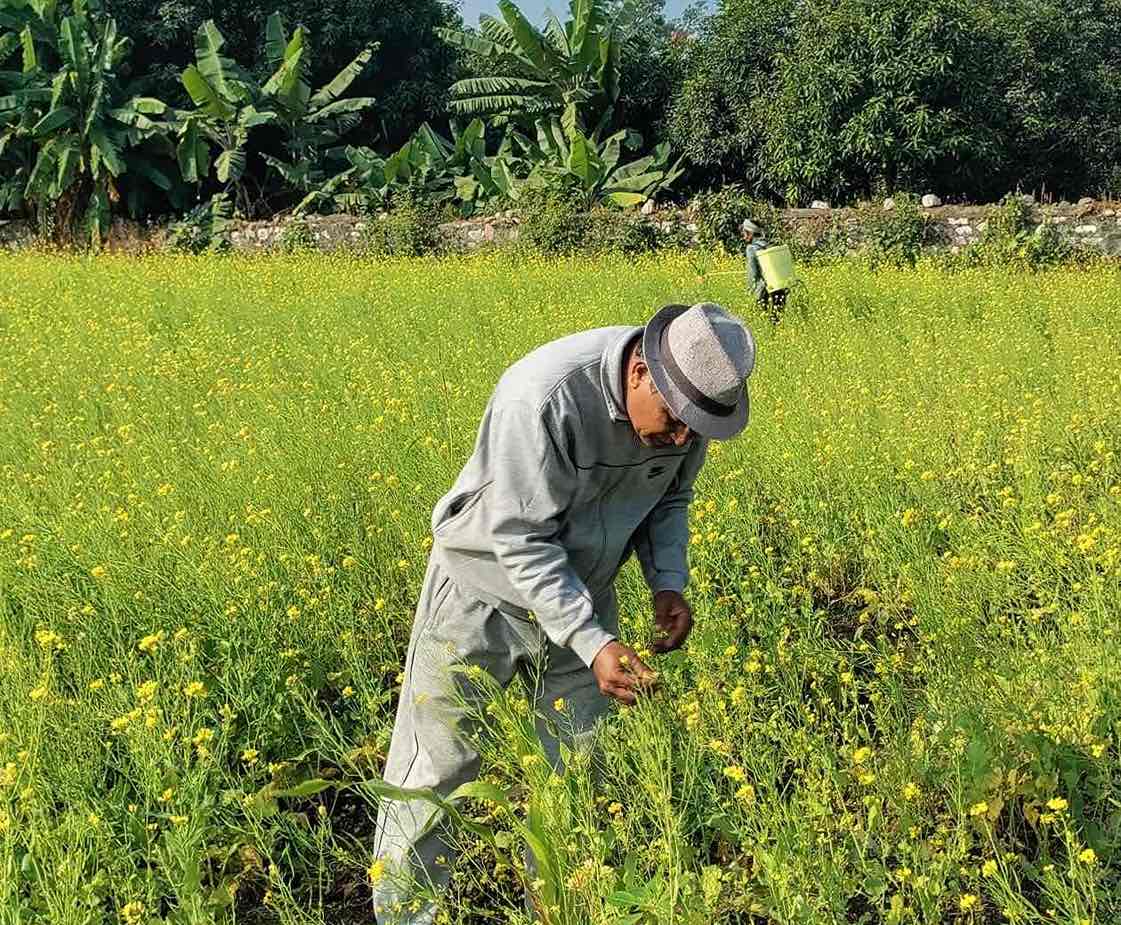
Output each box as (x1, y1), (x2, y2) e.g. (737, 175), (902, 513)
(628, 358), (649, 390)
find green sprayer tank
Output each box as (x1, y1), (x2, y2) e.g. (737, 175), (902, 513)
(756, 245), (796, 293)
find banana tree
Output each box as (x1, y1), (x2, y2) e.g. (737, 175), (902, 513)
(177, 20), (276, 217)
(257, 12), (378, 194)
(297, 118), (525, 218)
(513, 106), (683, 208)
(0, 1), (177, 243)
(295, 133), (454, 215)
(0, 29), (40, 214)
(410, 119), (523, 215)
(439, 0), (639, 136)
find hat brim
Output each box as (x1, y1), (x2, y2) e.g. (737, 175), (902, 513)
(643, 304), (750, 441)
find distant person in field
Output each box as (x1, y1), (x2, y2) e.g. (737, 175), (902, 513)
(742, 218), (787, 324)
(372, 303), (757, 923)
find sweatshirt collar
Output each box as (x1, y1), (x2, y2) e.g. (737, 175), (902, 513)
(600, 326), (643, 422)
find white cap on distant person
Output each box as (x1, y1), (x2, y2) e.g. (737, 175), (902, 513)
(741, 219), (763, 235)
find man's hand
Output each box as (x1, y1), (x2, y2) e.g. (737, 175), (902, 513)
(651, 590), (693, 654)
(592, 641), (658, 705)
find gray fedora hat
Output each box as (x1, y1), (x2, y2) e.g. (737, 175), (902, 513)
(643, 302), (755, 440)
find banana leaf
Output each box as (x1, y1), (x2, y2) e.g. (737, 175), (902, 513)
(308, 43), (375, 109)
(215, 146), (245, 183)
(20, 24), (35, 72)
(89, 123), (123, 175)
(181, 66), (233, 120)
(31, 104), (73, 136)
(264, 12), (286, 70)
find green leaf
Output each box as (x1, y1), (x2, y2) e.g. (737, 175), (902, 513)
(607, 170), (663, 193)
(608, 154), (655, 181)
(90, 125), (124, 175)
(262, 153), (309, 188)
(193, 20), (241, 104)
(496, 160), (520, 200)
(263, 25), (308, 106)
(452, 75), (552, 99)
(176, 118), (207, 183)
(31, 105), (74, 136)
(59, 16), (89, 96)
(497, 0), (548, 73)
(568, 0), (593, 61)
(447, 92), (552, 118)
(306, 97), (376, 123)
(0, 32), (20, 65)
(605, 191), (645, 208)
(568, 129), (592, 183)
(181, 65), (232, 120)
(435, 28), (496, 59)
(544, 13), (570, 58)
(55, 135), (79, 189)
(132, 97), (168, 116)
(453, 174), (480, 202)
(446, 779), (511, 808)
(25, 139), (56, 196)
(109, 104), (158, 132)
(561, 102), (579, 142)
(309, 43), (375, 110)
(271, 778), (335, 799)
(131, 160), (173, 191)
(20, 25), (35, 73)
(239, 106), (275, 130)
(215, 146), (246, 183)
(264, 12), (286, 69)
(411, 122), (451, 165)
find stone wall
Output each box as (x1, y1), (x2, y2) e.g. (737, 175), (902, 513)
(226, 212), (522, 252)
(3, 198), (1121, 256)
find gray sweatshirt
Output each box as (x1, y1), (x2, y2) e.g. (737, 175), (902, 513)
(430, 325), (707, 668)
(745, 238), (770, 302)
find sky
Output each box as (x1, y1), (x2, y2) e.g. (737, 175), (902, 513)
(458, 0), (713, 27)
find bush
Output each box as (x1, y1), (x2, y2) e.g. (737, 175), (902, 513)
(860, 193), (934, 268)
(584, 209), (660, 256)
(967, 194), (1073, 269)
(515, 190), (590, 256)
(359, 202), (442, 257)
(279, 216), (317, 253)
(693, 186), (782, 255)
(515, 190), (664, 257)
(166, 194), (232, 254)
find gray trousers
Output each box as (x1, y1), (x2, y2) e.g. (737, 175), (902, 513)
(372, 557), (615, 924)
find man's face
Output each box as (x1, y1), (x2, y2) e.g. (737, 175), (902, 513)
(742, 230), (754, 244)
(626, 360), (693, 448)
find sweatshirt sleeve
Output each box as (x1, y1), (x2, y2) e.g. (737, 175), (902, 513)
(633, 438), (708, 595)
(486, 399), (617, 668)
(745, 246), (767, 301)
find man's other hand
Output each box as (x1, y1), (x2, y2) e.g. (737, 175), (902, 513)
(651, 590), (693, 654)
(592, 641), (658, 705)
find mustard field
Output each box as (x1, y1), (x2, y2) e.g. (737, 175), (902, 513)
(1, 253), (1118, 924)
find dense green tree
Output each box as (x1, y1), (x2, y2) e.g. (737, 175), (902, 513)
(101, 0), (461, 145)
(759, 0), (1007, 203)
(670, 0), (1121, 203)
(611, 0), (684, 147)
(667, 0), (793, 193)
(989, 0), (1121, 198)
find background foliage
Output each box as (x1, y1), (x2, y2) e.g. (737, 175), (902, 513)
(5, 0), (1121, 240)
